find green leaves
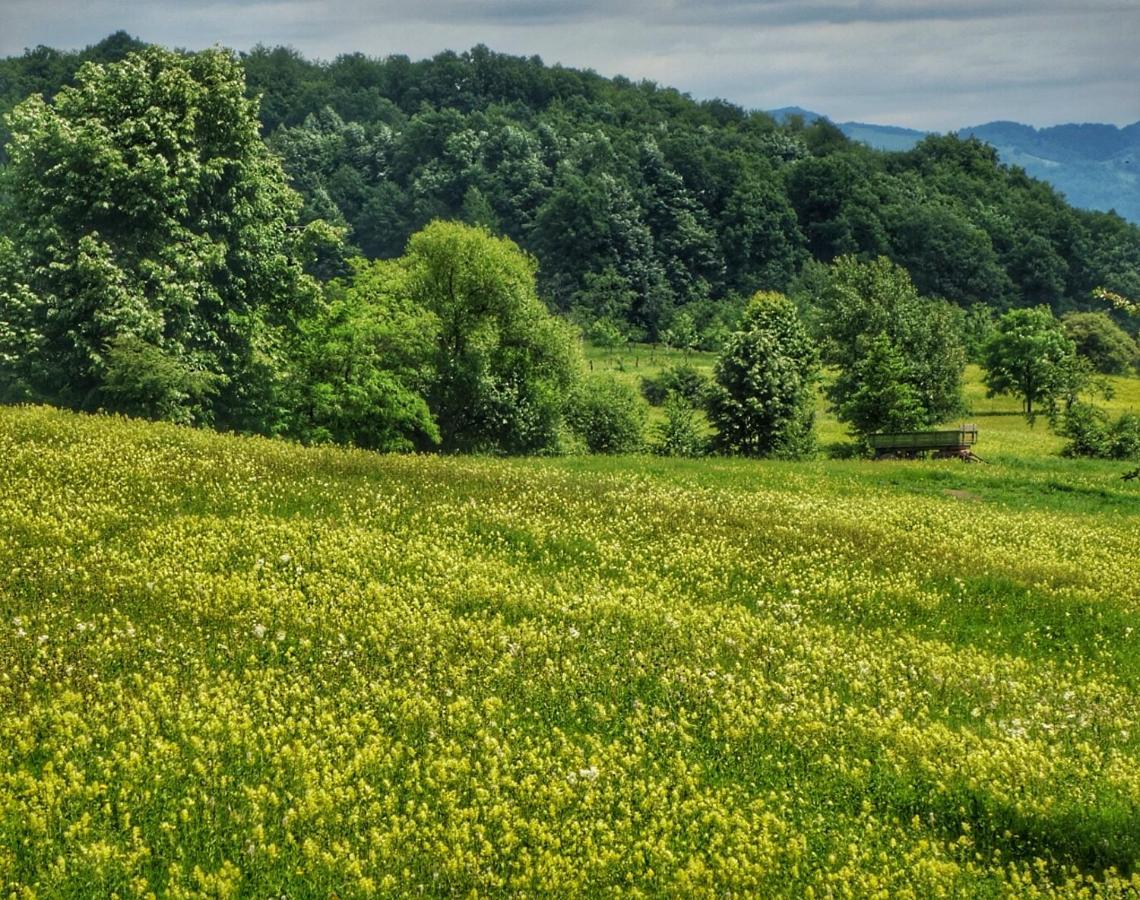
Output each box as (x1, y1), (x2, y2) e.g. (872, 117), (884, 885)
(0, 46), (317, 429)
(707, 291), (819, 458)
(405, 221), (581, 454)
(983, 306), (1076, 422)
(813, 256), (967, 437)
(285, 257), (440, 452)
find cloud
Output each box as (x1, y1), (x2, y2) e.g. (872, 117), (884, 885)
(1, 0), (1137, 129)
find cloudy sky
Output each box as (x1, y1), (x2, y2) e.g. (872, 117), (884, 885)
(2, 0), (1137, 130)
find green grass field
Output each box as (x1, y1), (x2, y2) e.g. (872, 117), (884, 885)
(2, 366), (1140, 895)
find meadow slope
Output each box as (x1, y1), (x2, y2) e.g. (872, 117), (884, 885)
(1, 403), (1139, 896)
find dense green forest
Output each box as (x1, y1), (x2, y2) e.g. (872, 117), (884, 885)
(3, 33), (1140, 344)
(1, 35), (1138, 459)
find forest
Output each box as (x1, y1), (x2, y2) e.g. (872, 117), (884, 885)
(1, 33), (1139, 457)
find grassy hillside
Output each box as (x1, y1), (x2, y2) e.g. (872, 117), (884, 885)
(1, 394), (1139, 895)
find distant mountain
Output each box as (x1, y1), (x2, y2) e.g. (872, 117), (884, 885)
(769, 109), (1140, 223)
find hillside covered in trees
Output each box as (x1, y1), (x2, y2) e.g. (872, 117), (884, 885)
(3, 33), (1140, 350)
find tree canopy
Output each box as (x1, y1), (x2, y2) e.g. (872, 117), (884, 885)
(0, 45), (319, 431)
(812, 256), (966, 435)
(403, 221), (581, 454)
(983, 306), (1078, 422)
(707, 292), (819, 458)
(5, 38), (1140, 347)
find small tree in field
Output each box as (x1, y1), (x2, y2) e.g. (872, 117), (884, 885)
(814, 255), (966, 435)
(565, 375), (646, 454)
(836, 333), (927, 436)
(1062, 311), (1138, 375)
(707, 291), (818, 458)
(404, 221), (582, 454)
(983, 306), (1076, 422)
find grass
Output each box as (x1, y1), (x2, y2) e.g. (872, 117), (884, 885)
(1, 366), (1139, 895)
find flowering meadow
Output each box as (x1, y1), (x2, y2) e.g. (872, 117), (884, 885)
(1, 404), (1139, 896)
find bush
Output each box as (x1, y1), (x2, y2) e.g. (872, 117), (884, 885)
(101, 336), (224, 426)
(653, 393), (707, 457)
(1059, 401), (1110, 458)
(1109, 414), (1140, 460)
(1058, 403), (1140, 460)
(1062, 312), (1138, 375)
(565, 376), (647, 454)
(836, 333), (927, 437)
(640, 363), (709, 407)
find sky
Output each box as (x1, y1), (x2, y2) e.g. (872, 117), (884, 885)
(1, 0), (1138, 131)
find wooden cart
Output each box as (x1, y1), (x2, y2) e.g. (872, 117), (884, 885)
(867, 425), (980, 460)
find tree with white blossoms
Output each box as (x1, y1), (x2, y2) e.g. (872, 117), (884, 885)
(0, 46), (322, 430)
(707, 291), (819, 458)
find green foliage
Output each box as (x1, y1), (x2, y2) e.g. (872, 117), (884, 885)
(1059, 402), (1140, 460)
(962, 303), (998, 364)
(639, 363), (709, 407)
(836, 334), (927, 437)
(814, 256), (966, 433)
(652, 393), (707, 457)
(983, 306), (1076, 422)
(101, 335), (224, 425)
(404, 221), (581, 454)
(584, 317), (628, 350)
(7, 38), (1140, 347)
(1058, 401), (1110, 458)
(285, 259), (440, 451)
(565, 375), (647, 454)
(1062, 311), (1138, 375)
(0, 46), (318, 431)
(707, 291), (819, 458)
(661, 310), (699, 354)
(1110, 413), (1140, 460)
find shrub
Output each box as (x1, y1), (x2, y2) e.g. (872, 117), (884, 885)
(565, 376), (647, 454)
(101, 336), (224, 426)
(1058, 404), (1140, 460)
(1058, 401), (1111, 458)
(653, 393), (707, 457)
(640, 363), (709, 407)
(1062, 311), (1138, 375)
(1109, 414), (1140, 460)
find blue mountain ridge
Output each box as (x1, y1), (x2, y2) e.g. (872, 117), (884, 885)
(768, 108), (1140, 223)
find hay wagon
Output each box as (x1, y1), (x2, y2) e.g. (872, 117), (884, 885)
(867, 424), (980, 460)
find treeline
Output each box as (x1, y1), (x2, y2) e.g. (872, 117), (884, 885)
(3, 34), (1140, 348)
(248, 43), (1140, 343)
(0, 41), (1138, 462)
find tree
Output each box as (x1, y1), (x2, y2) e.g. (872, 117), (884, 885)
(814, 256), (966, 432)
(662, 310), (699, 354)
(983, 306), (1076, 422)
(0, 46), (319, 430)
(284, 258), (440, 451)
(834, 334), (926, 437)
(706, 291), (819, 458)
(403, 221), (581, 454)
(1062, 311), (1138, 375)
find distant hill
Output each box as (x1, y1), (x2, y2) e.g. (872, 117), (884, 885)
(770, 109), (1140, 223)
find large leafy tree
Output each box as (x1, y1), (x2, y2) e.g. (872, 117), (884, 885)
(404, 221), (581, 454)
(813, 256), (966, 434)
(0, 46), (319, 430)
(707, 291), (819, 458)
